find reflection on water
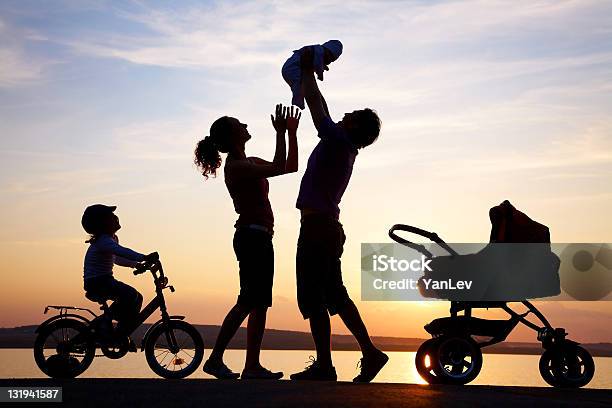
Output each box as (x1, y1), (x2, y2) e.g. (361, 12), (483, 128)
(1, 349), (610, 389)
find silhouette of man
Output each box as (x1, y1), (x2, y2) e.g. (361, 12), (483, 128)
(290, 47), (388, 382)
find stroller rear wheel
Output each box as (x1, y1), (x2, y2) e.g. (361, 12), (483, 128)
(415, 338), (442, 384)
(539, 344), (594, 388)
(431, 336), (482, 385)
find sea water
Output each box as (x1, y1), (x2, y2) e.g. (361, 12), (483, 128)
(0, 349), (610, 389)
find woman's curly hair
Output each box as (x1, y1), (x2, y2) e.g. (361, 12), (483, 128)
(194, 116), (234, 179)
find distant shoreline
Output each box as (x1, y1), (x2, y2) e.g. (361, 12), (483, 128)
(2, 324), (611, 356)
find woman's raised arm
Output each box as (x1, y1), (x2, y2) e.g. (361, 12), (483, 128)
(225, 104), (289, 179)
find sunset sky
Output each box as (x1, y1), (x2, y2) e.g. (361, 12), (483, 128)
(1, 0), (611, 343)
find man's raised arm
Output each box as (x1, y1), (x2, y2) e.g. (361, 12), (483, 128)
(301, 47), (330, 131)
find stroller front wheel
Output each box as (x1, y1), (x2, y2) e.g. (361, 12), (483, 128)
(539, 345), (595, 388)
(431, 336), (482, 385)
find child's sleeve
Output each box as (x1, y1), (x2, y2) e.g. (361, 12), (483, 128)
(98, 236), (146, 265)
(114, 256), (141, 268)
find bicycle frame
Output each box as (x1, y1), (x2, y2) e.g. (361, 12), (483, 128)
(125, 262), (185, 353)
(120, 278), (169, 335)
(44, 261), (184, 352)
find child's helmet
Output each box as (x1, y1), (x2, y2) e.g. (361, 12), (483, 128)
(81, 204), (116, 234)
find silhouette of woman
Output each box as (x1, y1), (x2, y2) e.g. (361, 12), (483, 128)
(194, 104), (300, 379)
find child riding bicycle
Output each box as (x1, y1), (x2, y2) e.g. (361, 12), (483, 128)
(81, 204), (157, 337)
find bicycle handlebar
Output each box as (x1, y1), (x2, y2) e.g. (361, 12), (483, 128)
(132, 259), (174, 294)
(133, 259), (161, 276)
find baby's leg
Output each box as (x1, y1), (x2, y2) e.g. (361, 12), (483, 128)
(282, 55), (305, 109)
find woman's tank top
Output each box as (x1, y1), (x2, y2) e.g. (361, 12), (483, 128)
(225, 157), (274, 231)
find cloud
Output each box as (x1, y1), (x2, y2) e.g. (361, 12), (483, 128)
(111, 119), (199, 160)
(0, 238), (82, 247)
(59, 0), (612, 71)
(0, 168), (121, 196)
(91, 182), (189, 200)
(0, 18), (55, 87)
(35, 0), (611, 205)
(65, 1), (307, 69)
(0, 44), (45, 87)
(385, 0), (610, 45)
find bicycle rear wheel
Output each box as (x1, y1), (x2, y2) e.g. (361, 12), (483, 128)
(33, 319), (95, 378)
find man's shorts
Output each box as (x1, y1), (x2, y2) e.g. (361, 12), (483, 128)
(296, 214), (350, 319)
(234, 227), (274, 309)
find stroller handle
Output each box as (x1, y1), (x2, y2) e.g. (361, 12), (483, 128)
(388, 224), (458, 258)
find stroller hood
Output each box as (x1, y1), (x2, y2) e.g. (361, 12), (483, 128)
(489, 200), (551, 243)
(418, 200), (561, 301)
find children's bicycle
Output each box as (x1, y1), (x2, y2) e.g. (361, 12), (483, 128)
(33, 259), (204, 379)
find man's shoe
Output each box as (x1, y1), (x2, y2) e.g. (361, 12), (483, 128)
(353, 350), (389, 383)
(203, 359), (240, 379)
(241, 366), (283, 380)
(290, 356), (337, 381)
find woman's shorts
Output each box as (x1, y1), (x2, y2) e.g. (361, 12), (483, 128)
(233, 227), (274, 309)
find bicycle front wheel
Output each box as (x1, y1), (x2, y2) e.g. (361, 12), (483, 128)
(144, 320), (204, 379)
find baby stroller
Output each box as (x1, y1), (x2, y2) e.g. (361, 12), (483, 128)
(388, 200), (595, 388)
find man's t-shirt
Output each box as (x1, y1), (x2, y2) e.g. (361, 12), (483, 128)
(296, 116), (358, 219)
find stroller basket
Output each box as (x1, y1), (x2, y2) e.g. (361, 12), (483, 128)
(425, 315), (519, 339)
